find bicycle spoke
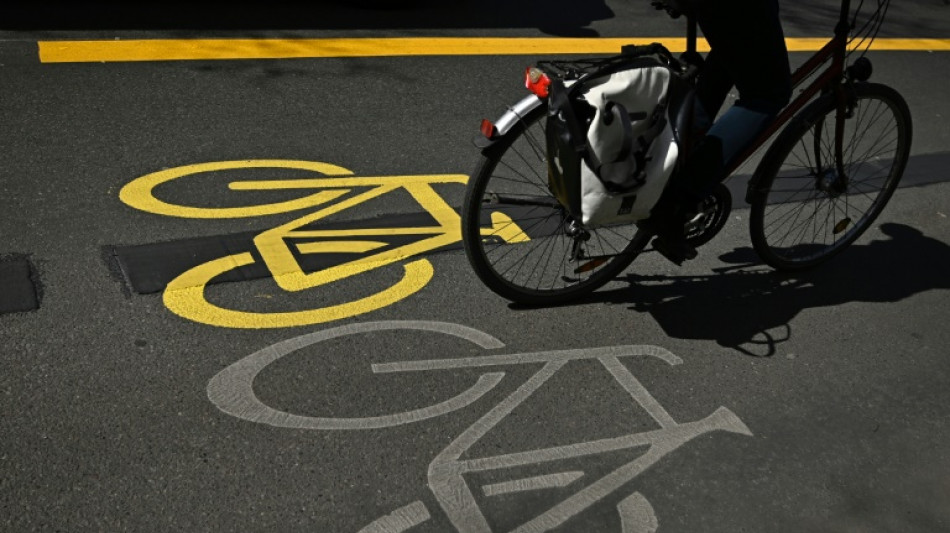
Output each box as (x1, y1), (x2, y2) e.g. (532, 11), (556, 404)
(752, 83), (910, 269)
(464, 102), (655, 302)
(493, 159), (549, 197)
(516, 113), (548, 164)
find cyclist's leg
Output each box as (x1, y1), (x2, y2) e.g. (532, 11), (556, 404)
(647, 0), (791, 264)
(683, 0), (791, 196)
(650, 48), (731, 211)
(641, 46), (736, 263)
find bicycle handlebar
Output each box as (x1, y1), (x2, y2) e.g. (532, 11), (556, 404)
(650, 0), (700, 67)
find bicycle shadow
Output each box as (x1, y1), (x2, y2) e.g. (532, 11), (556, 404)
(596, 223), (950, 357)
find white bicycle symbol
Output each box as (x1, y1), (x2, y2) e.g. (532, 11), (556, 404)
(208, 321), (752, 532)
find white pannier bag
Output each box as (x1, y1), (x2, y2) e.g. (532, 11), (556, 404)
(578, 65), (679, 227)
(542, 45), (684, 229)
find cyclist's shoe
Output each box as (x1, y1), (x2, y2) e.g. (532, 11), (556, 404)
(638, 196), (701, 265)
(651, 234), (698, 265)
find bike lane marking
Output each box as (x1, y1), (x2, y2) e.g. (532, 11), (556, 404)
(207, 321), (753, 531)
(481, 472), (585, 497)
(38, 37), (950, 63)
(618, 493), (660, 533)
(207, 320), (507, 429)
(356, 501), (431, 533)
(116, 160), (514, 329)
(119, 159), (358, 218)
(162, 254), (436, 330)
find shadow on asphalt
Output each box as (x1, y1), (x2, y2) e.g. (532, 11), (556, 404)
(0, 1), (614, 36)
(593, 223), (950, 357)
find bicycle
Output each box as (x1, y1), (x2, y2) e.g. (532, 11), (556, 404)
(461, 0), (912, 306)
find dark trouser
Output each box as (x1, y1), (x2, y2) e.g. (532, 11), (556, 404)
(674, 0), (792, 201)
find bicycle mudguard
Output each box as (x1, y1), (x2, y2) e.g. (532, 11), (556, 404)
(473, 94), (543, 149)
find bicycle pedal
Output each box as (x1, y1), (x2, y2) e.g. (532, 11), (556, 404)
(683, 213), (703, 229)
(652, 236), (697, 266)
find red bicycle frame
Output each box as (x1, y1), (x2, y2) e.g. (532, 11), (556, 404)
(681, 0), (856, 192)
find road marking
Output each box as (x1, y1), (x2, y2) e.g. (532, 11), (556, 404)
(210, 322), (753, 530)
(109, 211), (461, 295)
(162, 253), (436, 329)
(120, 160), (508, 329)
(482, 471), (584, 497)
(38, 37), (950, 63)
(372, 344), (681, 372)
(207, 321), (508, 430)
(618, 492), (659, 533)
(356, 501), (431, 533)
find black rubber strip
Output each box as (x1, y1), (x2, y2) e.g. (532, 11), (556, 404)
(110, 212), (458, 295)
(0, 255), (39, 314)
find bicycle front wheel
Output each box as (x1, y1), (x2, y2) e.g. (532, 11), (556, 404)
(461, 103), (649, 305)
(749, 82), (912, 270)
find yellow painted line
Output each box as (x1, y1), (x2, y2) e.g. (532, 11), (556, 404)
(38, 37), (950, 63)
(295, 240), (389, 255)
(163, 252), (435, 329)
(119, 160), (355, 219)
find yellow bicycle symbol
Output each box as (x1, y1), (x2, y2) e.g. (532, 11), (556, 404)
(120, 160), (528, 329)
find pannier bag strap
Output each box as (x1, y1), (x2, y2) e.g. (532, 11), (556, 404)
(594, 101), (638, 192)
(602, 101), (639, 164)
(595, 98), (669, 193)
(545, 78), (587, 216)
(548, 78), (600, 170)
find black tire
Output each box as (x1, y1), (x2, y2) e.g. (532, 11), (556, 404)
(461, 103), (650, 305)
(749, 82), (912, 270)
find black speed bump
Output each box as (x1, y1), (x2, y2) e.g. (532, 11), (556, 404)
(107, 230), (263, 295)
(108, 212), (461, 295)
(108, 206), (558, 296)
(0, 255), (39, 314)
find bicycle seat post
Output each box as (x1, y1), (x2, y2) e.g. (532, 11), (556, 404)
(686, 15), (697, 56)
(680, 15), (703, 72)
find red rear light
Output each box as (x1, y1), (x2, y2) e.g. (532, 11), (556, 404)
(525, 67), (551, 98)
(480, 119), (496, 139)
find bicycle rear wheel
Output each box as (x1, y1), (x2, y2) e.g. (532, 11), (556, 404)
(461, 103), (650, 305)
(749, 82), (912, 270)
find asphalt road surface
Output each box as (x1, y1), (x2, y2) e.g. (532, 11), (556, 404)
(2, 2), (950, 531)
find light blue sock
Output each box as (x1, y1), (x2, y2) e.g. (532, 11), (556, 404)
(706, 106), (773, 165)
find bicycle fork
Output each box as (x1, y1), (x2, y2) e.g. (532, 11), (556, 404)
(813, 82), (861, 234)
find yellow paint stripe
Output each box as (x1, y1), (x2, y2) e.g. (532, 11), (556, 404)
(295, 240), (389, 255)
(38, 37), (950, 63)
(229, 174), (469, 189)
(163, 252), (434, 328)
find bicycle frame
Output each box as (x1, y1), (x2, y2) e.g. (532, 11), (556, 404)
(462, 0), (903, 303)
(483, 0), (860, 201)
